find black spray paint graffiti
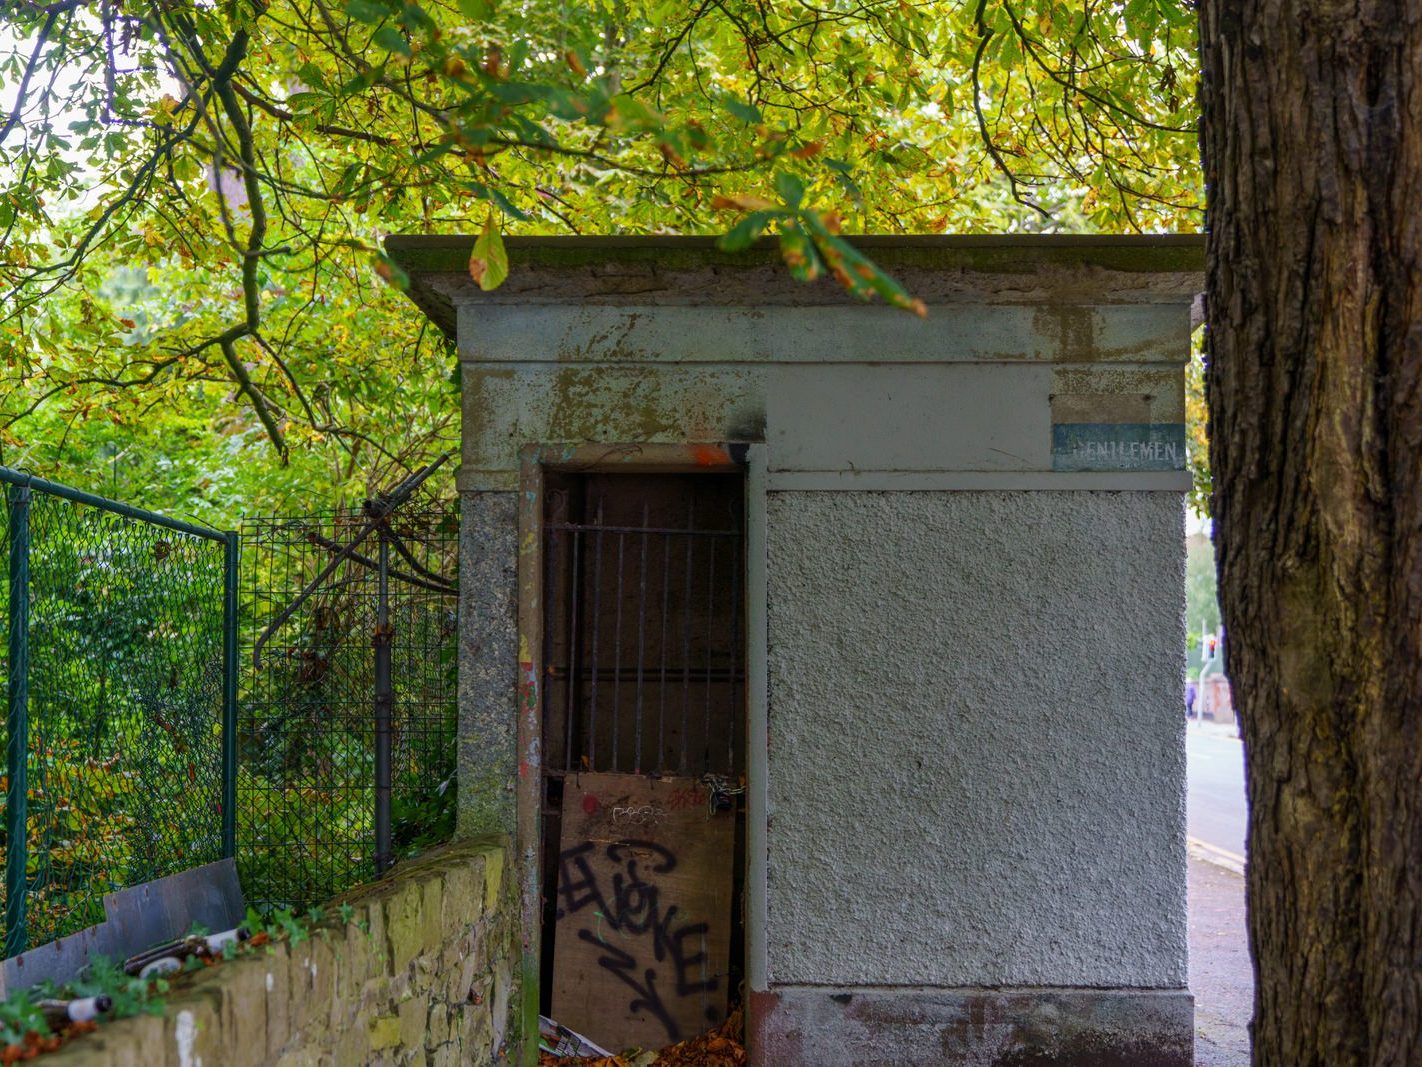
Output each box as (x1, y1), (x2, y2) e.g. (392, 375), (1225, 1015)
(557, 839), (719, 1043)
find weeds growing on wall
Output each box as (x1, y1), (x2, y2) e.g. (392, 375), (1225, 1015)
(0, 905), (336, 1061)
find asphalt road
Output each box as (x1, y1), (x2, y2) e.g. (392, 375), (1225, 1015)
(1186, 722), (1247, 862)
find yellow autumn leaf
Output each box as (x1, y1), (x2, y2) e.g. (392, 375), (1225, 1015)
(468, 212), (508, 292)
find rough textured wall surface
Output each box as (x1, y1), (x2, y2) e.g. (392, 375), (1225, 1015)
(459, 492), (519, 835)
(765, 491), (1187, 988)
(749, 987), (1193, 1067)
(46, 837), (518, 1067)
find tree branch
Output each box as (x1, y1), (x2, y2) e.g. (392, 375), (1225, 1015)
(0, 3), (76, 145)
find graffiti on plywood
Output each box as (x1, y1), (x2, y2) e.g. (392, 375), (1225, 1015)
(551, 773), (734, 1052)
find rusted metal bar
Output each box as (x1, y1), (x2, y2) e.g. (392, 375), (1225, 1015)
(611, 532), (625, 772)
(588, 504), (604, 772)
(681, 502), (695, 775)
(634, 502), (650, 774)
(252, 454), (449, 667)
(703, 530), (717, 775)
(545, 521), (738, 537)
(373, 533), (393, 876)
(544, 511), (561, 773)
(542, 492), (746, 780)
(729, 531), (742, 771)
(565, 530), (581, 776)
(657, 530), (672, 774)
(545, 666), (741, 682)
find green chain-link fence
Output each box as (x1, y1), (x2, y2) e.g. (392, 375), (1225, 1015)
(239, 504), (457, 912)
(0, 467), (237, 955)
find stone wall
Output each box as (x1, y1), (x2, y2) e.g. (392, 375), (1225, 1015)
(46, 836), (517, 1067)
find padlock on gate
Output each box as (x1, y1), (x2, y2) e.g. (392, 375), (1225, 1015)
(701, 773), (743, 815)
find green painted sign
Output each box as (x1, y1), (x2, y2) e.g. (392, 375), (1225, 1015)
(1052, 423), (1186, 471)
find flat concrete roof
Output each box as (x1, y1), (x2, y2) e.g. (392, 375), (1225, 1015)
(384, 234), (1205, 339)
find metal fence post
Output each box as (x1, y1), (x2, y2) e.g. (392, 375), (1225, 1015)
(5, 484), (31, 957)
(373, 531), (393, 875)
(221, 531), (239, 860)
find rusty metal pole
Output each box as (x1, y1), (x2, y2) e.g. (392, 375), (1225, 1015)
(373, 529), (393, 875)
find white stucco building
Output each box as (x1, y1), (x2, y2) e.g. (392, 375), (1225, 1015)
(386, 234), (1203, 1066)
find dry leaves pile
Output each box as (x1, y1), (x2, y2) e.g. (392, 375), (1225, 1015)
(540, 1010), (745, 1067)
(0, 1021), (95, 1064)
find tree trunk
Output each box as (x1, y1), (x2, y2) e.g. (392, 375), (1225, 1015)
(1199, 2), (1422, 1064)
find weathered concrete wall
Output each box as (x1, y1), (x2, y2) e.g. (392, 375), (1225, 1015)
(750, 988), (1193, 1067)
(459, 360), (1187, 485)
(47, 837), (518, 1067)
(452, 307), (1190, 491)
(765, 491), (1187, 988)
(459, 493), (519, 836)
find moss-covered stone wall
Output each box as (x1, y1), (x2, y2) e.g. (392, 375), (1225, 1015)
(46, 835), (517, 1067)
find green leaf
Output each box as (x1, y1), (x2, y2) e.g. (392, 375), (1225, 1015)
(399, 3), (436, 32)
(544, 88), (596, 122)
(824, 157), (864, 208)
(717, 210), (777, 252)
(371, 26), (412, 55)
(373, 252), (410, 290)
(465, 180), (531, 221)
(412, 142), (456, 165)
(721, 95), (762, 125)
(338, 69), (378, 95)
(468, 213), (509, 291)
(295, 62), (331, 90)
(486, 82), (548, 105)
(458, 0), (495, 15)
(345, 0), (396, 23)
(778, 220), (821, 282)
(774, 172), (805, 209)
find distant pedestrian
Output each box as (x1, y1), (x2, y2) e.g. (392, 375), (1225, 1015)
(1186, 681), (1198, 720)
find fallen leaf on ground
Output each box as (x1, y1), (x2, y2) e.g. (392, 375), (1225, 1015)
(540, 1009), (745, 1067)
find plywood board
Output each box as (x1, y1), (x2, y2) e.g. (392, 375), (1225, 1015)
(551, 773), (735, 1052)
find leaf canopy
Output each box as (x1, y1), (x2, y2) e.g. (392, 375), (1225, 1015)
(0, 0), (1200, 516)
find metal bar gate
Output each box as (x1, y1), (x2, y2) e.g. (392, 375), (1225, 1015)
(542, 483), (746, 782)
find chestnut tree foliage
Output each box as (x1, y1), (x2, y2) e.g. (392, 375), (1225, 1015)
(1, 0), (1199, 515)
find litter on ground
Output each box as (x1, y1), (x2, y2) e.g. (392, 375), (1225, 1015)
(539, 1009), (745, 1067)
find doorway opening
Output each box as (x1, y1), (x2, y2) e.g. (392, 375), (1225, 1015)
(538, 471), (746, 1053)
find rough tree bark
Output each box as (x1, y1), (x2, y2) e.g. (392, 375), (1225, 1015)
(1199, 2), (1422, 1065)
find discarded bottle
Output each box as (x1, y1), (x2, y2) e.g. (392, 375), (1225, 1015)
(201, 926), (249, 954)
(123, 925), (251, 977)
(37, 995), (112, 1030)
(138, 956), (182, 979)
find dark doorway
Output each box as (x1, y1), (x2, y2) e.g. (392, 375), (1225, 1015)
(539, 471), (746, 1052)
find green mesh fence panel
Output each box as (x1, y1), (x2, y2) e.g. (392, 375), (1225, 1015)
(240, 506), (457, 911)
(0, 471), (233, 953)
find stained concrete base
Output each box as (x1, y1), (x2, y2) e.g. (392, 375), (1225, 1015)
(749, 987), (1193, 1067)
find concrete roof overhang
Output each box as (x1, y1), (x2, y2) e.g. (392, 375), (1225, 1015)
(382, 234), (1205, 341)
